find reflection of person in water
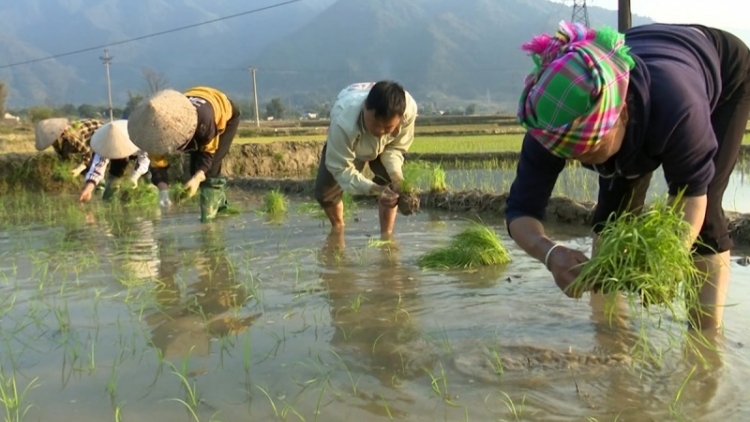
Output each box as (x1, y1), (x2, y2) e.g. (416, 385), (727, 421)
(146, 225), (259, 360)
(319, 237), (434, 388)
(584, 294), (723, 420)
(109, 218), (160, 284)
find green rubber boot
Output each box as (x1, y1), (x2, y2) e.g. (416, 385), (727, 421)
(199, 178), (229, 223)
(101, 176), (122, 201)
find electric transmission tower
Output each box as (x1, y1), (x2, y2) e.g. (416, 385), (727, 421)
(572, 0), (590, 27)
(99, 49), (114, 122)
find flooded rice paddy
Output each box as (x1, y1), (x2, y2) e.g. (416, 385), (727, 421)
(439, 161), (750, 212)
(1, 165), (750, 422)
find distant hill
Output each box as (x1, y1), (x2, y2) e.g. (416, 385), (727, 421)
(251, 0), (653, 111)
(0, 0), (337, 107)
(0, 0), (651, 110)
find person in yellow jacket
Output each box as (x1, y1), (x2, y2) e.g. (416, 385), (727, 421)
(127, 87), (241, 222)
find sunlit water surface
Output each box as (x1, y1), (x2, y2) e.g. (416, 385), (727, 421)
(0, 184), (749, 422)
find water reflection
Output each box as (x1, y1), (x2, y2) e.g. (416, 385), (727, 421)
(444, 164), (750, 213)
(317, 233), (437, 389)
(110, 218), (160, 284)
(580, 293), (724, 421)
(146, 225), (259, 360)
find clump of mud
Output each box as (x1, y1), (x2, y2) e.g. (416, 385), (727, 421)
(452, 342), (631, 384)
(397, 191), (420, 215)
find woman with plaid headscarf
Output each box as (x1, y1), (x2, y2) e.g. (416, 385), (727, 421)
(505, 21), (750, 332)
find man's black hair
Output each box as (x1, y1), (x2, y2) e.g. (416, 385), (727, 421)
(364, 80), (406, 120)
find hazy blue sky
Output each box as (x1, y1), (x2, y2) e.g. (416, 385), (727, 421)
(553, 0), (750, 44)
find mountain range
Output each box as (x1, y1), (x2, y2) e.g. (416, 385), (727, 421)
(0, 0), (654, 111)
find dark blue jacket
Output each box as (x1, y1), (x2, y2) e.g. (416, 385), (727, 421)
(505, 23), (725, 233)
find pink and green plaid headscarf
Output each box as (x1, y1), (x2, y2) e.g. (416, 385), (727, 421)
(517, 21), (635, 158)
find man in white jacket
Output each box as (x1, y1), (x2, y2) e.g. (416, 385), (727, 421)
(314, 80), (418, 237)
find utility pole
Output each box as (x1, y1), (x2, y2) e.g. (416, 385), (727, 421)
(571, 0), (590, 27)
(248, 67), (260, 127)
(618, 0), (632, 32)
(100, 49), (114, 122)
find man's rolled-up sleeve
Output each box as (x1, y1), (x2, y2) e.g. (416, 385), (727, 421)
(325, 124), (376, 195)
(380, 115), (415, 180)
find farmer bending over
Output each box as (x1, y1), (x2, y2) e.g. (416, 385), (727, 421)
(315, 81), (418, 237)
(35, 117), (103, 177)
(78, 120), (151, 203)
(127, 87), (241, 222)
(504, 22), (750, 331)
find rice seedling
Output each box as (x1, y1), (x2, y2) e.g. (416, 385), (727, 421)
(0, 370), (39, 422)
(416, 222), (511, 269)
(567, 192), (708, 319)
(261, 189), (287, 215)
(115, 182), (159, 207)
(428, 164), (448, 192)
(298, 191), (357, 218)
(500, 391), (527, 421)
(169, 183), (195, 204)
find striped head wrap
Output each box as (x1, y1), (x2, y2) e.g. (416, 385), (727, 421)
(517, 21), (635, 158)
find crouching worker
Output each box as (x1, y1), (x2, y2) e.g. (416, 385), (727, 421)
(315, 81), (418, 237)
(505, 21), (750, 332)
(35, 117), (104, 176)
(78, 120), (151, 203)
(127, 87), (241, 222)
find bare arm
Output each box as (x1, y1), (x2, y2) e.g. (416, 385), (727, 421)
(508, 216), (558, 267)
(671, 194), (708, 247)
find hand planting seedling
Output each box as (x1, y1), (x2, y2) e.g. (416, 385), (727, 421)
(393, 161), (440, 216)
(394, 178), (420, 216)
(170, 183), (192, 204)
(569, 193), (708, 310)
(417, 221), (511, 269)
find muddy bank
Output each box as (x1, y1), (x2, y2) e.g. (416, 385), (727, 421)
(4, 142), (750, 180)
(0, 142), (325, 193)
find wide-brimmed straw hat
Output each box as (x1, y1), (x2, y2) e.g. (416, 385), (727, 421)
(90, 119), (139, 159)
(127, 89), (197, 156)
(35, 118), (70, 151)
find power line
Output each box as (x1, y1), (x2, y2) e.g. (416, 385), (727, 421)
(0, 0), (303, 70)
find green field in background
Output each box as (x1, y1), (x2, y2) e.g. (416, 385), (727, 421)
(236, 133), (750, 154)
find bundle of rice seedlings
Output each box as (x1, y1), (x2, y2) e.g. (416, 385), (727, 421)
(263, 189), (287, 214)
(395, 162), (428, 216)
(417, 222), (511, 269)
(169, 183), (194, 204)
(569, 193), (707, 312)
(118, 182), (159, 207)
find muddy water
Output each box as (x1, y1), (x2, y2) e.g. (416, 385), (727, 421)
(0, 193), (749, 422)
(442, 163), (750, 212)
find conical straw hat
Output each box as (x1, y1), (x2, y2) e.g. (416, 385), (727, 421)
(90, 119), (139, 159)
(127, 89), (197, 156)
(35, 118), (70, 151)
